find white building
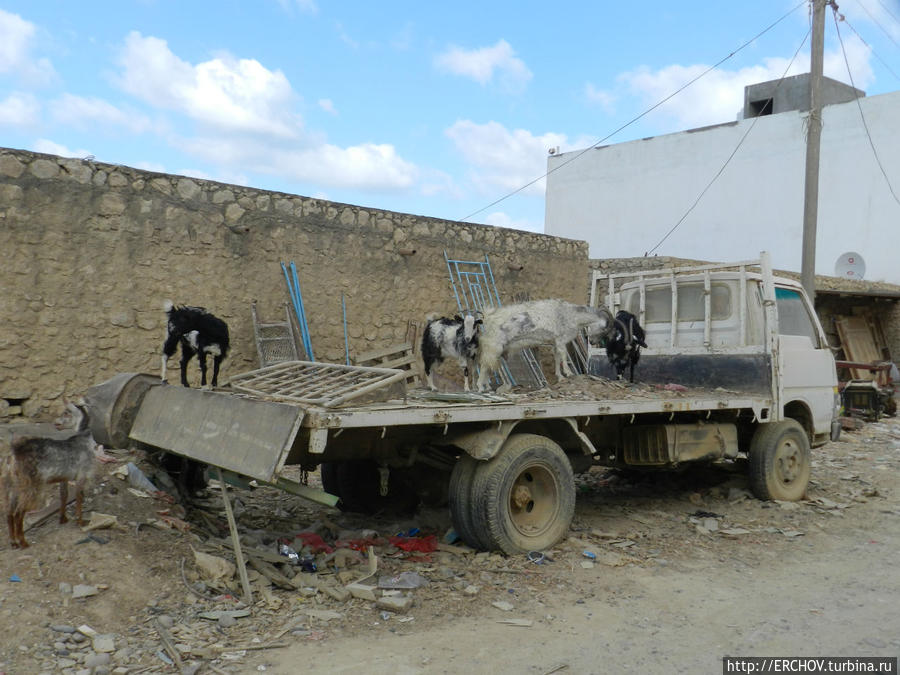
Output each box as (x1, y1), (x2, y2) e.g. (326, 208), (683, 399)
(545, 76), (900, 284)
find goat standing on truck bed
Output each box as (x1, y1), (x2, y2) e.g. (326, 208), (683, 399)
(476, 299), (614, 391)
(422, 313), (482, 391)
(606, 310), (648, 383)
(162, 301), (230, 388)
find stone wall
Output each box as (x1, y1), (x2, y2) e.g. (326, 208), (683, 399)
(0, 148), (588, 420)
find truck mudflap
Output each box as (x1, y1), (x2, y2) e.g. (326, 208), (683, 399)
(831, 416), (842, 442)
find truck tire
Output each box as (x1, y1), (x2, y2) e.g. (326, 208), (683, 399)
(470, 434), (575, 555)
(448, 454), (490, 550)
(748, 420), (811, 501)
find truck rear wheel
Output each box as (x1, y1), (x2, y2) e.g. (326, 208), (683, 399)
(448, 454), (490, 550)
(471, 434), (575, 555)
(748, 420), (811, 501)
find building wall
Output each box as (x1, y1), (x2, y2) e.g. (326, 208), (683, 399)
(0, 148), (588, 420)
(546, 90), (900, 285)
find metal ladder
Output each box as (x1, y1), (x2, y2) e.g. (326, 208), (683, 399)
(250, 301), (302, 368)
(444, 252), (546, 388)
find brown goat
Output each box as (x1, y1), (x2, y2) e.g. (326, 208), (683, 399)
(3, 399), (99, 549)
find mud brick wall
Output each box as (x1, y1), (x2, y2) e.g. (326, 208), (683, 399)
(0, 148), (588, 420)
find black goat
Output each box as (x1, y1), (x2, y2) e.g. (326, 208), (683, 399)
(421, 314), (482, 391)
(606, 310), (648, 382)
(161, 301), (230, 388)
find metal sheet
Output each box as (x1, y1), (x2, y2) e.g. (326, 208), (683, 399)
(129, 385), (304, 483)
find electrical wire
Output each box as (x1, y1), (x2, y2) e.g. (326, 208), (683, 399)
(840, 12), (900, 84)
(644, 28), (812, 256)
(853, 0), (900, 50)
(833, 7), (900, 207)
(458, 1), (808, 223)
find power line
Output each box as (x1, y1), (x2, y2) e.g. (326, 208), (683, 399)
(853, 0), (900, 50)
(833, 7), (900, 207)
(874, 0), (900, 26)
(458, 1), (808, 223)
(840, 12), (900, 83)
(645, 28), (812, 256)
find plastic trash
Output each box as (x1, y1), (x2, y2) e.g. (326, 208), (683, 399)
(126, 462), (159, 492)
(279, 543), (300, 565)
(582, 550), (597, 560)
(378, 571), (429, 589)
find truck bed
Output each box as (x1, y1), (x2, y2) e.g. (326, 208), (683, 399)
(295, 375), (771, 430)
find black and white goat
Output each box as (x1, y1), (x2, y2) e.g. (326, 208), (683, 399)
(476, 299), (615, 391)
(421, 313), (482, 391)
(161, 301), (230, 388)
(606, 310), (648, 383)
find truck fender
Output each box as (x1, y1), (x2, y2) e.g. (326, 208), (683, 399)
(445, 418), (598, 462)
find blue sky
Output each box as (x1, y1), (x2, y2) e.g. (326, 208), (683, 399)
(2, 1), (899, 236)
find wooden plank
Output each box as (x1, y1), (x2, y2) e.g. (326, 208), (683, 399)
(835, 316), (883, 381)
(353, 342), (414, 364)
(366, 354), (417, 371)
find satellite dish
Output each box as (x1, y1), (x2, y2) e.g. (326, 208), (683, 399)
(834, 252), (866, 279)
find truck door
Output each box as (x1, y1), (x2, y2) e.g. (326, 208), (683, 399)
(775, 286), (837, 437)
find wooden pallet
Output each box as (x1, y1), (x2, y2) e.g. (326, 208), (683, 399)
(352, 342), (423, 386)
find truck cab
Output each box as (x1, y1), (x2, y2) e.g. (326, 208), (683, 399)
(589, 252), (841, 446)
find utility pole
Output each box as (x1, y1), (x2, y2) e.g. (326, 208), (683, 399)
(801, 0), (828, 303)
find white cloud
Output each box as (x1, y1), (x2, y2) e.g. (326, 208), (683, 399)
(181, 135), (418, 191)
(585, 83), (616, 113)
(111, 31), (420, 194)
(0, 9), (56, 85)
(0, 92), (40, 126)
(618, 39), (875, 131)
(823, 37), (873, 90)
(115, 31), (300, 138)
(483, 211), (542, 233)
(435, 40), (532, 92)
(50, 93), (154, 134)
(275, 0), (318, 14)
(445, 120), (568, 195)
(31, 138), (91, 158)
(318, 98), (337, 114)
(336, 22), (359, 49)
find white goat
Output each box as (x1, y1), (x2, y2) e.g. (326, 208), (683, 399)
(476, 299), (614, 391)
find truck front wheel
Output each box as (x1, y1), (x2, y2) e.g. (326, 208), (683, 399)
(471, 434), (575, 555)
(748, 420), (811, 501)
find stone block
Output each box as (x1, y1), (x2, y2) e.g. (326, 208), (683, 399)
(30, 159), (59, 179)
(346, 583), (377, 601)
(0, 154), (26, 178)
(176, 178), (201, 201)
(212, 189), (234, 204)
(376, 595), (412, 611)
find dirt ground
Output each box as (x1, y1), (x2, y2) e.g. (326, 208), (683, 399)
(1, 406), (899, 674)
